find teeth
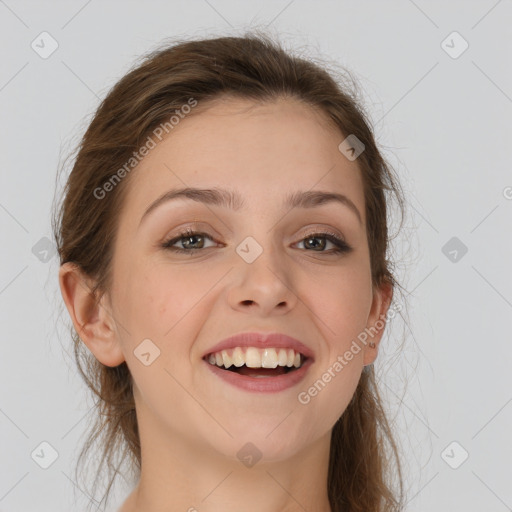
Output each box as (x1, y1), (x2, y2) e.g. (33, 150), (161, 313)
(278, 349), (288, 366)
(245, 347), (261, 368)
(261, 348), (278, 368)
(232, 347), (244, 367)
(221, 350), (232, 369)
(286, 349), (294, 367)
(206, 347), (304, 370)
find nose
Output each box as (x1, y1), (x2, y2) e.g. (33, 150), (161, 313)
(227, 240), (298, 316)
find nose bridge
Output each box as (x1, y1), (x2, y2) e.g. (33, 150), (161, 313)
(228, 231), (296, 314)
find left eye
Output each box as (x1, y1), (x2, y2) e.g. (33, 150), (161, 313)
(295, 233), (351, 254)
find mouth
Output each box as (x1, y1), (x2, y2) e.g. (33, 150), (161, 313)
(204, 347), (307, 377)
(202, 332), (314, 392)
(202, 347), (312, 392)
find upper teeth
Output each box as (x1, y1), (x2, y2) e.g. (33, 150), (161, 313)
(207, 347), (302, 369)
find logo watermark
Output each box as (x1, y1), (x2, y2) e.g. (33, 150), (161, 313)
(93, 97), (198, 200)
(297, 302), (402, 405)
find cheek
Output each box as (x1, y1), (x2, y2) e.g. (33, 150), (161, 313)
(120, 262), (211, 337)
(295, 347), (364, 440)
(116, 264), (207, 400)
(118, 262), (223, 396)
(305, 264), (372, 342)
(299, 265), (371, 425)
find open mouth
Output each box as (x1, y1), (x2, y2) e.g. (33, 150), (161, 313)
(204, 347), (307, 378)
(222, 363), (303, 377)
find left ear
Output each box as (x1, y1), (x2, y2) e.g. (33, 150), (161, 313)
(362, 279), (394, 366)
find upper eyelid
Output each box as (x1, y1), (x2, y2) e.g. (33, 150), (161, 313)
(166, 222), (347, 238)
(166, 229), (345, 239)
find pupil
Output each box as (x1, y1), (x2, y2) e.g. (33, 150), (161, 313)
(184, 235), (203, 248)
(306, 237), (325, 251)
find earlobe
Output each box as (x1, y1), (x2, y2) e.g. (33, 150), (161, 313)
(362, 280), (393, 367)
(58, 262), (126, 367)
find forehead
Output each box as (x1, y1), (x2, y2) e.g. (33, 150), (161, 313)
(123, 96), (365, 221)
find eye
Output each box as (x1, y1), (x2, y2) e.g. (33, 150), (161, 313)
(161, 229), (352, 256)
(296, 232), (352, 254)
(162, 228), (218, 254)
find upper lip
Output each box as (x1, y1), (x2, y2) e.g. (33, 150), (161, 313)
(203, 332), (315, 360)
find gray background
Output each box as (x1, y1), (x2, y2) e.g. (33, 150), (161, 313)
(1, 1), (511, 511)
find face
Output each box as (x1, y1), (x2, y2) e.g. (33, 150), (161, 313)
(74, 97), (390, 463)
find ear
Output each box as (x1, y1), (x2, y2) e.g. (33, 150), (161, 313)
(58, 262), (125, 367)
(362, 279), (394, 366)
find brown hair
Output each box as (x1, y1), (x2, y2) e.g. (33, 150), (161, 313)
(53, 32), (406, 512)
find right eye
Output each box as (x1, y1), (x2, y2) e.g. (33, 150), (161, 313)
(162, 229), (218, 253)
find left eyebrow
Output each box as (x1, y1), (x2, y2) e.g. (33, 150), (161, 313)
(139, 187), (362, 226)
(285, 190), (362, 225)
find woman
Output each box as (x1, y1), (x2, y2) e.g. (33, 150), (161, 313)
(54, 33), (406, 512)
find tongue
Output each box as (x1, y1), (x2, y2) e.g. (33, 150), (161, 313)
(236, 366), (288, 377)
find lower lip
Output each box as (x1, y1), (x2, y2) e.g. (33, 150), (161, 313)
(203, 358), (313, 393)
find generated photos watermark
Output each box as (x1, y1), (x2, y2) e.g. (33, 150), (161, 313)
(93, 97), (198, 200)
(297, 302), (402, 405)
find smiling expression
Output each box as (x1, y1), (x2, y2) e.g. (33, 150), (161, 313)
(99, 95), (388, 461)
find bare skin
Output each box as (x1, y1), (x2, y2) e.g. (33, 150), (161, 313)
(59, 96), (392, 512)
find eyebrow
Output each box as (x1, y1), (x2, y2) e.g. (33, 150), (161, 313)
(139, 187), (363, 226)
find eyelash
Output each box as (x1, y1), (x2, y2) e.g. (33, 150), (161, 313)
(161, 228), (352, 255)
